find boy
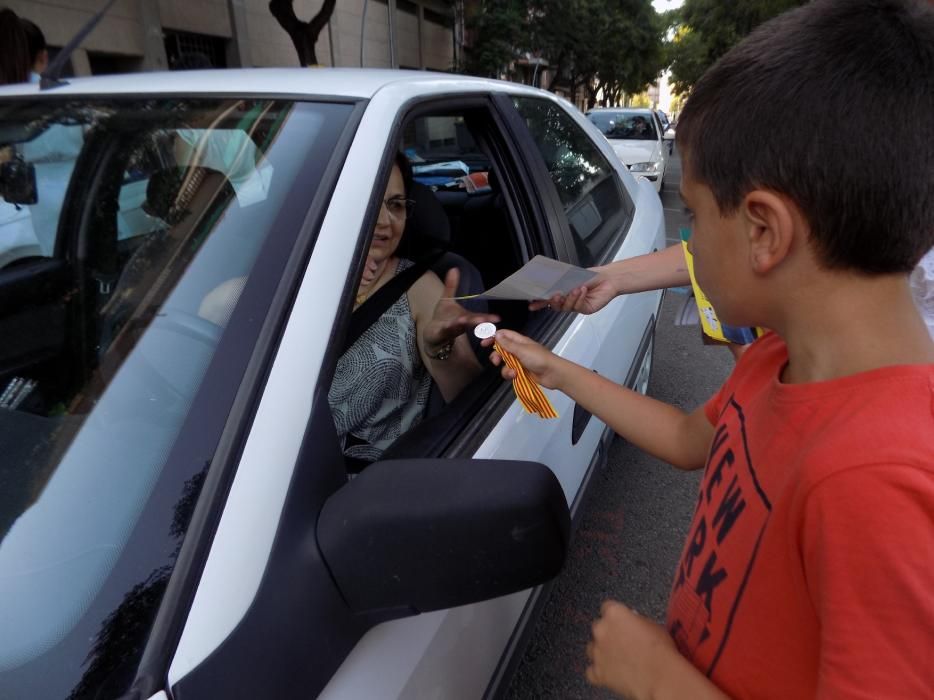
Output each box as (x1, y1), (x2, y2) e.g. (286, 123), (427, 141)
(489, 0), (934, 697)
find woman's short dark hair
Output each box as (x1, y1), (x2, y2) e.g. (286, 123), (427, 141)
(394, 151), (414, 193)
(677, 0), (934, 274)
(0, 9), (31, 85)
(20, 17), (46, 66)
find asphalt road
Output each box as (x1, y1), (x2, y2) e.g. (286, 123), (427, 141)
(503, 149), (736, 699)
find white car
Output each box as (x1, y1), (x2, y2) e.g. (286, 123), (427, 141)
(0, 68), (665, 700)
(586, 107), (672, 192)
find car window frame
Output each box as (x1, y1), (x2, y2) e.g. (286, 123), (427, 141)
(313, 93), (559, 470)
(345, 91), (600, 465)
(503, 96), (636, 269)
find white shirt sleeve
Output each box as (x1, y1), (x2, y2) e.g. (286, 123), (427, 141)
(909, 247), (934, 341)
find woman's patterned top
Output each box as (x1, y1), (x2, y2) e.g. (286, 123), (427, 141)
(328, 258), (432, 464)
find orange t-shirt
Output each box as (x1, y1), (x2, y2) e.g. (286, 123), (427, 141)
(666, 332), (934, 699)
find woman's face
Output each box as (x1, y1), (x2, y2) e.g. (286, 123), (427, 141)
(369, 163), (407, 263)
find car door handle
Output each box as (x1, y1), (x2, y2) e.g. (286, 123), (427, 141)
(571, 369), (598, 445)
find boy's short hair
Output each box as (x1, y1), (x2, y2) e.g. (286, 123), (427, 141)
(677, 0), (934, 274)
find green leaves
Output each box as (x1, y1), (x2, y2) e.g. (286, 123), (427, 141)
(666, 0), (806, 94)
(462, 0), (665, 106)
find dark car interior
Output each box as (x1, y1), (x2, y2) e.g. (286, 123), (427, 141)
(360, 111), (547, 464)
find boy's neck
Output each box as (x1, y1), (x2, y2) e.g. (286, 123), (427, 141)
(771, 273), (934, 384)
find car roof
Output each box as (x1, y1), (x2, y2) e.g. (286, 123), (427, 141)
(0, 67), (522, 100)
(587, 107), (653, 114)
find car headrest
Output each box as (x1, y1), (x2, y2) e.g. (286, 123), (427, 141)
(396, 180), (451, 259)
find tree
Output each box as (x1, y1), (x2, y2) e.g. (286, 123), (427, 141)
(531, 0), (663, 109)
(460, 0), (665, 104)
(269, 0), (337, 67)
(462, 0), (531, 79)
(666, 0), (806, 94)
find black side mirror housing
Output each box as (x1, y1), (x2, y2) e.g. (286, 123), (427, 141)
(0, 155), (37, 205)
(317, 458), (570, 618)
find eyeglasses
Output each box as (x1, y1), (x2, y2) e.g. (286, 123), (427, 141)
(382, 196), (416, 221)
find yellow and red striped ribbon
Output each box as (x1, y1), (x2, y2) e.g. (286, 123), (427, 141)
(494, 342), (558, 419)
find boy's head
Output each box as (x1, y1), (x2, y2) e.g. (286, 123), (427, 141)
(677, 0), (934, 277)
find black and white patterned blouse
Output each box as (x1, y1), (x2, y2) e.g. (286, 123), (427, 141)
(328, 259), (432, 464)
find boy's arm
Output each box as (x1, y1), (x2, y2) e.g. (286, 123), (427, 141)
(492, 330), (714, 470)
(530, 243), (690, 314)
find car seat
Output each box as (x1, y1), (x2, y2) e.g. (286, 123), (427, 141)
(396, 180), (487, 416)
(397, 180), (486, 312)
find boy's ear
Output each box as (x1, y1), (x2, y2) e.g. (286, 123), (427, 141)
(741, 190), (799, 274)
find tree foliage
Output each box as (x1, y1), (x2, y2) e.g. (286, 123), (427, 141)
(666, 0), (806, 94)
(462, 0), (531, 78)
(269, 0), (337, 67)
(461, 0), (665, 107)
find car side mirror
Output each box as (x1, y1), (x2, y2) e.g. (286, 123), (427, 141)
(317, 458), (570, 619)
(663, 128), (676, 141)
(0, 154), (37, 205)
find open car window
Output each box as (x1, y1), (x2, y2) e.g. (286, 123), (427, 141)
(512, 97), (634, 266)
(329, 105), (544, 473)
(0, 97), (352, 699)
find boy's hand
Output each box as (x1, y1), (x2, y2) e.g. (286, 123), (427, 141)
(529, 269), (618, 315)
(484, 329), (563, 389)
(585, 601), (679, 700)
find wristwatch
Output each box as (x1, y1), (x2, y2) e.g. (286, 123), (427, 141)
(428, 340), (454, 360)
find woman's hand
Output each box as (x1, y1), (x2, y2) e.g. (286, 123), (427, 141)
(585, 601), (680, 700)
(529, 267), (619, 315)
(483, 328), (565, 390)
(422, 267), (499, 355)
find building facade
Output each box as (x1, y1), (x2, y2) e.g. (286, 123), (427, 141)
(6, 0), (455, 76)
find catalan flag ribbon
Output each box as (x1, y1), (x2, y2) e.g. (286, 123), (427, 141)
(474, 322), (557, 419)
(492, 341), (559, 420)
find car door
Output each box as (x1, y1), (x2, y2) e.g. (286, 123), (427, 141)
(163, 83), (572, 700)
(316, 88), (664, 700)
(501, 94), (666, 504)
(166, 81), (662, 700)
(0, 118), (85, 398)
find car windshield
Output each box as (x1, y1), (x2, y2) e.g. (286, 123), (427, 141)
(587, 111), (658, 141)
(0, 96), (352, 698)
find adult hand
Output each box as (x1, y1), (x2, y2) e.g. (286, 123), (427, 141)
(529, 269), (618, 315)
(585, 601), (680, 700)
(423, 267), (499, 353)
(484, 328), (564, 390)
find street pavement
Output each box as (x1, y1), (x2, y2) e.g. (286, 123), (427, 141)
(503, 149), (736, 699)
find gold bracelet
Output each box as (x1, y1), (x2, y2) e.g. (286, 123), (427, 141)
(428, 340), (454, 360)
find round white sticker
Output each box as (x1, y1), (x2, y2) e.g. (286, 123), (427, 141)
(474, 322), (497, 340)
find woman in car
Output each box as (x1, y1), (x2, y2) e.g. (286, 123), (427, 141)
(327, 153), (498, 471)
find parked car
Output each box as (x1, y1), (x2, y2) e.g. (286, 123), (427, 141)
(655, 110), (675, 155)
(0, 68), (665, 700)
(585, 107), (671, 192)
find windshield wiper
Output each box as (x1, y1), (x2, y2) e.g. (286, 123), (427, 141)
(41, 0), (120, 90)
